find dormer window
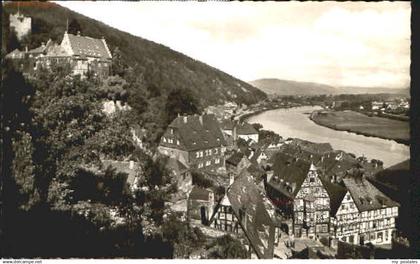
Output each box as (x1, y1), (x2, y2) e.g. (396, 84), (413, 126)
(170, 128), (174, 134)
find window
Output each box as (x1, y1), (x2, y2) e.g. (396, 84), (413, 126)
(206, 160), (211, 166)
(214, 148), (218, 154)
(310, 177), (315, 183)
(176, 140), (180, 145)
(198, 163), (203, 168)
(162, 137), (167, 143)
(196, 152), (200, 158)
(170, 128), (174, 134)
(215, 158), (220, 164)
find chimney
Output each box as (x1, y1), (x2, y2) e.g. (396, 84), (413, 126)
(266, 170), (274, 183)
(129, 160), (134, 170)
(199, 115), (203, 125)
(41, 42), (45, 47)
(208, 190), (215, 220)
(25, 46), (28, 52)
(183, 116), (187, 123)
(233, 124), (237, 142)
(77, 31), (81, 36)
(229, 173), (235, 186)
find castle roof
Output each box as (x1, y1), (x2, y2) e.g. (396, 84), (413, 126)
(65, 32), (112, 60)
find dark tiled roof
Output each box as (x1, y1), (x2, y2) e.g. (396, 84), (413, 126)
(189, 186), (212, 201)
(237, 122), (258, 135)
(67, 33), (112, 60)
(246, 164), (266, 184)
(319, 176), (347, 216)
(268, 152), (347, 216)
(227, 170), (275, 259)
(226, 152), (245, 166)
(343, 175), (400, 212)
(268, 152), (310, 198)
(163, 114), (227, 151)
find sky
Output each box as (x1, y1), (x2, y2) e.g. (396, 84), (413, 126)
(57, 1), (410, 89)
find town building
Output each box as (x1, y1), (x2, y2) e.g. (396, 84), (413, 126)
(187, 186), (215, 224)
(210, 169), (275, 259)
(9, 12), (31, 40)
(165, 157), (192, 195)
(220, 119), (259, 143)
(332, 173), (399, 247)
(293, 164), (330, 240)
(158, 114), (227, 172)
(225, 152), (251, 176)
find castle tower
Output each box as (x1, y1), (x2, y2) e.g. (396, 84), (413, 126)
(9, 10), (31, 41)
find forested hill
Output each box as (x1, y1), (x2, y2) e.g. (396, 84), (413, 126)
(2, 1), (266, 106)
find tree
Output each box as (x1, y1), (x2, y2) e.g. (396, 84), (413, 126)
(208, 235), (248, 259)
(68, 18), (82, 35)
(111, 47), (127, 77)
(165, 88), (200, 124)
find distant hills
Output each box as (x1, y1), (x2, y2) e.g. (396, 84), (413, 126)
(250, 78), (409, 96)
(2, 2), (266, 107)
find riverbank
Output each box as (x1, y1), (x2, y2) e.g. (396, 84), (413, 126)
(310, 110), (409, 146)
(241, 103), (310, 123)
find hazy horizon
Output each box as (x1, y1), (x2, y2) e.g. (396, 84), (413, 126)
(57, 1), (410, 89)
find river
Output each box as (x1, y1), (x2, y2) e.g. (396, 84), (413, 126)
(247, 106), (410, 168)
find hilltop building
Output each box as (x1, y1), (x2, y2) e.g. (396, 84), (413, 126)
(6, 31), (112, 79)
(158, 114), (227, 172)
(9, 12), (31, 40)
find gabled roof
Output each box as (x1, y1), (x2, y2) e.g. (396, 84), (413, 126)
(237, 122), (258, 135)
(5, 48), (25, 59)
(268, 152), (347, 215)
(227, 169), (275, 259)
(268, 152), (310, 198)
(189, 186), (212, 201)
(45, 42), (68, 57)
(164, 114), (226, 151)
(66, 32), (112, 60)
(343, 174), (400, 212)
(319, 176), (347, 216)
(226, 152), (245, 166)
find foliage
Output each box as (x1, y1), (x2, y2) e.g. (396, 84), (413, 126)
(165, 87), (200, 124)
(207, 235), (248, 259)
(161, 213), (206, 258)
(259, 129), (282, 145)
(68, 18), (82, 35)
